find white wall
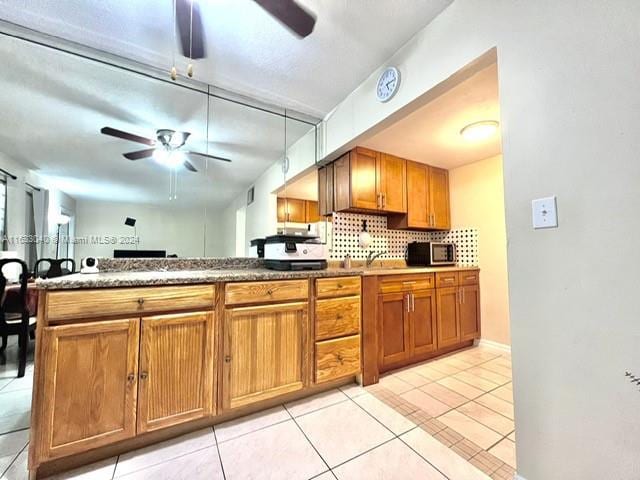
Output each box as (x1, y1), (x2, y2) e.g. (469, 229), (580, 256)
(74, 200), (223, 260)
(320, 1), (640, 479)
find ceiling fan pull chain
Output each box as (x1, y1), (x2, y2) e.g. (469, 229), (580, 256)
(171, 0), (177, 81)
(187, 0), (194, 78)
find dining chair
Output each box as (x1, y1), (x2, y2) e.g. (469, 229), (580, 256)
(0, 258), (35, 378)
(34, 258), (76, 279)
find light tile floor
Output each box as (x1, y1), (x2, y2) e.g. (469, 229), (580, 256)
(0, 342), (515, 480)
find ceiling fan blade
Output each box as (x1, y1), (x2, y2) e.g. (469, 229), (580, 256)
(183, 160), (198, 172)
(101, 127), (156, 146)
(187, 151), (232, 163)
(254, 0), (316, 38)
(123, 148), (155, 160)
(176, 0), (206, 59)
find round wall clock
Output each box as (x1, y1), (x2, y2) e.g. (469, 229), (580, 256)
(376, 66), (401, 102)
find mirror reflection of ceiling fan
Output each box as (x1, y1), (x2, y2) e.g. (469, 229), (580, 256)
(175, 0), (317, 60)
(100, 126), (232, 172)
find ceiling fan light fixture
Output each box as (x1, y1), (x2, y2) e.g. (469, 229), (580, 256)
(460, 120), (499, 141)
(153, 148), (183, 168)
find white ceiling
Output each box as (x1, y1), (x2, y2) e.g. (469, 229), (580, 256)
(362, 63), (502, 169)
(0, 0), (453, 118)
(0, 35), (313, 207)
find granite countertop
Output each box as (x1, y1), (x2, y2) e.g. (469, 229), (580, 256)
(37, 265), (479, 290)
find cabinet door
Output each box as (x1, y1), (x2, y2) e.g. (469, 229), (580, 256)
(333, 153), (351, 212)
(410, 289), (437, 357)
(40, 319), (139, 459)
(459, 285), (480, 341)
(378, 292), (410, 369)
(223, 302), (307, 410)
(317, 164), (334, 216)
(350, 147), (379, 210)
(406, 161), (430, 228)
(277, 197), (287, 222)
(436, 287), (460, 348)
(305, 200), (321, 223)
(287, 198), (307, 223)
(137, 312), (214, 433)
(377, 153), (407, 213)
(429, 167), (451, 230)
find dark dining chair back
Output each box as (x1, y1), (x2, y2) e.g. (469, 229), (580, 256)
(34, 258), (76, 279)
(0, 258), (33, 377)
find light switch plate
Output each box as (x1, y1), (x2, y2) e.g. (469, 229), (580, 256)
(532, 196), (558, 229)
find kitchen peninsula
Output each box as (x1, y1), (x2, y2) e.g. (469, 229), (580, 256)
(28, 259), (479, 478)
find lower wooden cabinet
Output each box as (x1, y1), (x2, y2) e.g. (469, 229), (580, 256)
(137, 312), (214, 433)
(223, 302), (307, 410)
(411, 289), (438, 357)
(315, 335), (360, 383)
(40, 319), (140, 459)
(459, 284), (480, 341)
(436, 287), (461, 348)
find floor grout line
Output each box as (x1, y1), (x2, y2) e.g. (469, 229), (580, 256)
(211, 425), (227, 480)
(283, 403), (333, 476)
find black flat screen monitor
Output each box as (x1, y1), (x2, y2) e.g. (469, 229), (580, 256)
(113, 249), (166, 258)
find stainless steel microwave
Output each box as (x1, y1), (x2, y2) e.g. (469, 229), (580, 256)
(407, 241), (456, 266)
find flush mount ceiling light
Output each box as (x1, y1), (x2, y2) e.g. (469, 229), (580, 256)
(460, 120), (499, 141)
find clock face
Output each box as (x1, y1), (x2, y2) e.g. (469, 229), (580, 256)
(376, 67), (400, 102)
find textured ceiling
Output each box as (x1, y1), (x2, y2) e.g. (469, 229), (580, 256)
(0, 0), (452, 117)
(0, 35), (313, 207)
(362, 63), (502, 169)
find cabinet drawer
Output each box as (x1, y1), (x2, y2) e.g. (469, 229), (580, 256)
(459, 270), (480, 286)
(46, 285), (216, 322)
(315, 276), (361, 298)
(378, 274), (434, 293)
(315, 335), (361, 383)
(315, 296), (360, 341)
(436, 272), (459, 288)
(225, 280), (308, 305)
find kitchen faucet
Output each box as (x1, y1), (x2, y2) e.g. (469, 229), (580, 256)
(366, 250), (387, 267)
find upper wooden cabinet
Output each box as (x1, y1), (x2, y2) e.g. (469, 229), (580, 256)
(332, 147), (407, 214)
(137, 311), (214, 433)
(39, 319), (140, 460)
(317, 163), (334, 216)
(277, 198), (320, 223)
(388, 161), (451, 231)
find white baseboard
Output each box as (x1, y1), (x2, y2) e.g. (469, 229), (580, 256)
(475, 338), (511, 353)
(513, 475), (526, 480)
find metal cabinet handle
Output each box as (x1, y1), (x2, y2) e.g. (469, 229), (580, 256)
(127, 373), (135, 383)
(382, 193), (386, 208)
(336, 314), (343, 320)
(266, 289), (273, 296)
(406, 294), (410, 313)
(140, 372), (148, 380)
(224, 355), (231, 363)
(461, 287), (465, 304)
(137, 298), (145, 305)
(411, 293), (415, 312)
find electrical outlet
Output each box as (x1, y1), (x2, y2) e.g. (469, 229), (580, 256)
(532, 196), (558, 229)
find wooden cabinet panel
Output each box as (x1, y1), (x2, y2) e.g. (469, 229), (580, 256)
(378, 292), (409, 368)
(223, 302), (307, 409)
(40, 319), (139, 459)
(225, 280), (308, 305)
(459, 285), (480, 341)
(277, 198), (306, 223)
(317, 164), (334, 216)
(315, 296), (360, 341)
(459, 270), (480, 286)
(436, 287), (460, 348)
(46, 285), (215, 322)
(377, 153), (406, 213)
(429, 167), (451, 230)
(137, 312), (214, 433)
(378, 274), (434, 294)
(315, 276), (361, 298)
(435, 272), (459, 288)
(333, 153), (351, 212)
(277, 197), (287, 222)
(306, 200), (321, 223)
(410, 290), (437, 357)
(405, 161), (429, 228)
(350, 147), (379, 210)
(315, 335), (360, 383)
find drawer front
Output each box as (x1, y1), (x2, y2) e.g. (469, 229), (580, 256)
(436, 272), (459, 288)
(459, 270), (480, 286)
(46, 285), (216, 322)
(315, 296), (360, 341)
(225, 280), (308, 305)
(316, 276), (361, 298)
(378, 274), (434, 294)
(315, 335), (361, 383)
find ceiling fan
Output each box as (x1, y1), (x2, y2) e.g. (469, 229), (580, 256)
(175, 0), (317, 60)
(100, 126), (232, 172)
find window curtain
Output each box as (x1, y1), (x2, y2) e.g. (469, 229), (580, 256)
(32, 188), (48, 259)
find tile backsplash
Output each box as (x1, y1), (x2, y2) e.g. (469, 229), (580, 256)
(330, 212), (478, 266)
